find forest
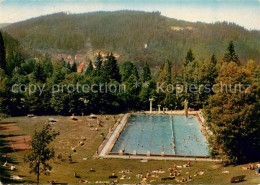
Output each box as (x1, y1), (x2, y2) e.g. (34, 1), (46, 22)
(2, 11), (260, 68)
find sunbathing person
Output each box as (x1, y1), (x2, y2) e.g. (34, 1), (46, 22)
(10, 165), (16, 171)
(194, 172), (199, 176)
(121, 173), (126, 179)
(248, 163), (254, 170)
(159, 168), (165, 173)
(71, 114), (78, 121)
(199, 170), (204, 175)
(181, 177), (187, 183)
(169, 172), (175, 177)
(109, 172), (117, 178)
(79, 179), (89, 183)
(3, 161), (8, 167)
(146, 171), (152, 178)
(141, 177), (147, 183)
(136, 173), (143, 179)
(152, 169), (159, 173)
(90, 127), (96, 131)
(48, 180), (57, 183)
(125, 169), (132, 173)
(152, 168), (165, 173)
(120, 173), (130, 179)
(146, 171), (158, 178)
(183, 163), (188, 168)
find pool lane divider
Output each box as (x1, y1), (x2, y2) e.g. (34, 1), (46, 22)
(170, 115), (176, 155)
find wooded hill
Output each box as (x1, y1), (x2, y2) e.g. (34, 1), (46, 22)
(2, 11), (260, 67)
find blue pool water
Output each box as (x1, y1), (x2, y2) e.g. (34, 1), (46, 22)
(111, 114), (209, 156)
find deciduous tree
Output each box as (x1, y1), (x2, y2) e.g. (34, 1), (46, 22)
(24, 124), (59, 184)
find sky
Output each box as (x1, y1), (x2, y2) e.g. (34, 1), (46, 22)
(0, 0), (259, 30)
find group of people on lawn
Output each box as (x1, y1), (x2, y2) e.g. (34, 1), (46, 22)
(105, 161), (206, 183)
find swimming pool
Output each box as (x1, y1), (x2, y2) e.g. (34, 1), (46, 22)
(111, 114), (209, 157)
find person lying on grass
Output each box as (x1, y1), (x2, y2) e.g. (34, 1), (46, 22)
(152, 168), (165, 173)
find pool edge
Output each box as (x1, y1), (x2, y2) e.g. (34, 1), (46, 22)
(96, 111), (217, 161)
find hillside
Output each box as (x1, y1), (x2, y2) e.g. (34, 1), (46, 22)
(2, 11), (260, 67)
(0, 23), (10, 29)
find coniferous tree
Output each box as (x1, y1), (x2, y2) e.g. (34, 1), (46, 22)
(85, 60), (93, 76)
(66, 62), (71, 71)
(94, 53), (103, 76)
(211, 54), (217, 65)
(223, 41), (240, 65)
(61, 58), (66, 67)
(43, 58), (53, 78)
(0, 31), (6, 71)
(33, 62), (47, 83)
(142, 62), (151, 82)
(102, 53), (121, 82)
(6, 52), (24, 76)
(206, 54), (218, 85)
(120, 61), (139, 82)
(184, 48), (195, 66)
(71, 62), (77, 72)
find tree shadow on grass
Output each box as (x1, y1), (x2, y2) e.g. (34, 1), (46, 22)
(0, 138), (19, 183)
(0, 129), (29, 183)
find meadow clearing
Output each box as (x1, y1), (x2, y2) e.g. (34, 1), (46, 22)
(0, 115), (259, 184)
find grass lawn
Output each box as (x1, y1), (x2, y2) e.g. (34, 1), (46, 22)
(0, 115), (259, 184)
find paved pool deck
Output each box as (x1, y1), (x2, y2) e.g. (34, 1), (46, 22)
(99, 114), (129, 157)
(100, 154), (219, 162)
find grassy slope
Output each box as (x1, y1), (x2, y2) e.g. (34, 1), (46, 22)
(1, 115), (259, 184)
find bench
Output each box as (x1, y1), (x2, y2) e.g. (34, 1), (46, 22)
(161, 177), (175, 180)
(230, 175), (246, 183)
(27, 114), (34, 118)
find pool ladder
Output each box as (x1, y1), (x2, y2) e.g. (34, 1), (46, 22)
(170, 115), (176, 155)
